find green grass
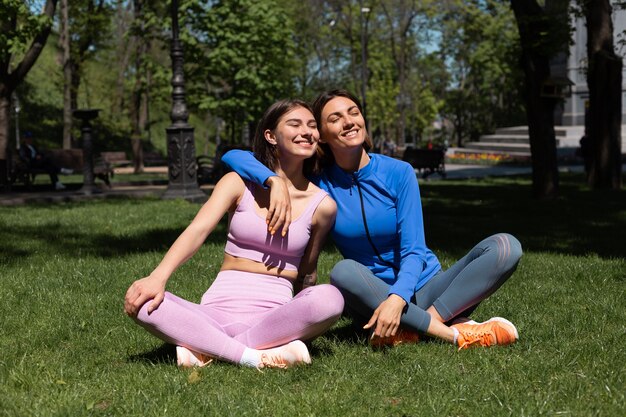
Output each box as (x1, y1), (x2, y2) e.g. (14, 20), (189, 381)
(1, 173), (624, 416)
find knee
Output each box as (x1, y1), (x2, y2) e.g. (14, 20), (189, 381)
(503, 233), (522, 262)
(496, 233), (522, 268)
(134, 298), (161, 325)
(310, 284), (345, 320)
(330, 259), (361, 289)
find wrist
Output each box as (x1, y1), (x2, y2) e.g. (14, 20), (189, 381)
(388, 293), (406, 305)
(264, 175), (280, 188)
(149, 268), (170, 284)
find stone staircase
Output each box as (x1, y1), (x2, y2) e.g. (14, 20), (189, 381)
(451, 125), (626, 158)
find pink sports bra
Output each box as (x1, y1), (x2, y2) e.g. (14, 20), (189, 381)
(224, 182), (329, 271)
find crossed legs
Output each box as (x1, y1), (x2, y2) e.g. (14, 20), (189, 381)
(134, 279), (344, 365)
(330, 233), (522, 341)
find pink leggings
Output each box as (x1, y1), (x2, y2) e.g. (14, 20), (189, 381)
(134, 270), (344, 364)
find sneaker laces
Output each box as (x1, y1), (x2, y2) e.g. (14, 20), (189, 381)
(257, 353), (288, 371)
(458, 330), (495, 350)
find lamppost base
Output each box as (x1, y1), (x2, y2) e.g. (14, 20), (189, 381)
(162, 185), (206, 203)
(78, 185), (102, 195)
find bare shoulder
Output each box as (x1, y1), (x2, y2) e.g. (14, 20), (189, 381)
(210, 172), (246, 203)
(314, 193), (337, 222)
(216, 172), (246, 190)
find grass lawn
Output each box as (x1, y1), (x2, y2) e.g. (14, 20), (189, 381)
(1, 173), (624, 416)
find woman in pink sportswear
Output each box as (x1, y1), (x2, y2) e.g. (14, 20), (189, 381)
(124, 99), (344, 369)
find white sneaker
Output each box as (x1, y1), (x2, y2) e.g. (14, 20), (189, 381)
(176, 346), (214, 368)
(60, 168), (73, 175)
(55, 182), (66, 190)
(257, 340), (311, 370)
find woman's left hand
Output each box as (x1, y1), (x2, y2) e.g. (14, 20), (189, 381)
(363, 294), (407, 338)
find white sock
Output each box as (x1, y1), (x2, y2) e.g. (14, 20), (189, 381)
(452, 327), (459, 345)
(239, 348), (261, 368)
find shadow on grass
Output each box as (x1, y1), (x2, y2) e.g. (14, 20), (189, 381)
(127, 343), (177, 365)
(420, 174), (626, 259)
(1, 173), (624, 266)
(0, 221), (229, 266)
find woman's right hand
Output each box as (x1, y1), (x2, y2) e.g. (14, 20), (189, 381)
(265, 176), (292, 237)
(124, 276), (166, 318)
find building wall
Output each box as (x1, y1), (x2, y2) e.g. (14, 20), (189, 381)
(558, 2), (625, 126)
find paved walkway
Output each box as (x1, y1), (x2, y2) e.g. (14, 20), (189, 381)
(424, 163), (585, 180)
(0, 163), (588, 206)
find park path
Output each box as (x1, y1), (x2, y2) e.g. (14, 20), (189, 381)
(0, 163), (590, 206)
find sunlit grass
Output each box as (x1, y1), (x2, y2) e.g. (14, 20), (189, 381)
(0, 173), (624, 416)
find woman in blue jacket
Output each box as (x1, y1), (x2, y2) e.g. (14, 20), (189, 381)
(222, 90), (522, 349)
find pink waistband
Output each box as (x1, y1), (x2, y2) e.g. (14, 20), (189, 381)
(200, 270), (294, 315)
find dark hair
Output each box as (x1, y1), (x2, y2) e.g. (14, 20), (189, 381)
(311, 89), (373, 167)
(253, 99), (321, 175)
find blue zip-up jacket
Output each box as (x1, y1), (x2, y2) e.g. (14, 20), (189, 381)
(221, 150), (442, 304)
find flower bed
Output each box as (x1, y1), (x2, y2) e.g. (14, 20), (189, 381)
(445, 152), (531, 166)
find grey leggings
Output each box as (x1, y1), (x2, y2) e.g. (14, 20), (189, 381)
(330, 233), (522, 333)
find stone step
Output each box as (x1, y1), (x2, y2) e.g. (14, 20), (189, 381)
(477, 135), (599, 148)
(477, 134), (530, 144)
(447, 147), (531, 157)
(494, 125), (585, 138)
(465, 142), (531, 153)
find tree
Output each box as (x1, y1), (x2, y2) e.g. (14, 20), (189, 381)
(440, 0), (524, 146)
(59, 0), (71, 149)
(380, 0), (422, 146)
(129, 0), (148, 173)
(185, 0), (297, 144)
(0, 0), (58, 188)
(510, 0), (570, 198)
(582, 0), (623, 189)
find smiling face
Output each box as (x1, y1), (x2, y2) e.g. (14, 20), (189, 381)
(319, 96), (367, 153)
(265, 106), (319, 160)
(253, 100), (321, 172)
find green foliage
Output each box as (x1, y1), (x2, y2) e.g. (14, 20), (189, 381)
(440, 0), (525, 143)
(6, 0), (532, 157)
(0, 1), (53, 62)
(185, 0), (297, 142)
(67, 0), (113, 64)
(0, 174), (625, 415)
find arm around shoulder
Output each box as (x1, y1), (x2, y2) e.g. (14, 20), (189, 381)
(221, 149), (276, 187)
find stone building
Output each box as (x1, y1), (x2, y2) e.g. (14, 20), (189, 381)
(553, 2), (626, 126)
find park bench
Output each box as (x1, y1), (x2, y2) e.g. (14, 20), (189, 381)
(10, 148), (113, 188)
(100, 151), (132, 168)
(143, 151), (167, 167)
(402, 146), (447, 179)
(197, 145), (253, 185)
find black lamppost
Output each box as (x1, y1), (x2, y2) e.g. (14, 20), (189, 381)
(74, 108), (100, 195)
(359, 1), (370, 125)
(162, 0), (206, 202)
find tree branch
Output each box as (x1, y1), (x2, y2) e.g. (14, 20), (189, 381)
(10, 0), (59, 86)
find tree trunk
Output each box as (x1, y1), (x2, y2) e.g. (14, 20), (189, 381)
(522, 54), (560, 198)
(130, 0), (146, 173)
(585, 0), (623, 190)
(511, 0), (565, 199)
(0, 0), (58, 189)
(70, 61), (80, 111)
(112, 0), (134, 115)
(0, 94), (10, 189)
(60, 0), (73, 149)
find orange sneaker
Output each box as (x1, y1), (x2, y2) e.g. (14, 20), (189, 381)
(369, 328), (420, 348)
(176, 346), (214, 368)
(452, 317), (519, 350)
(257, 340), (311, 370)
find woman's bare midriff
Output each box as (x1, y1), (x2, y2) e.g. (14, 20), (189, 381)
(220, 253), (298, 281)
